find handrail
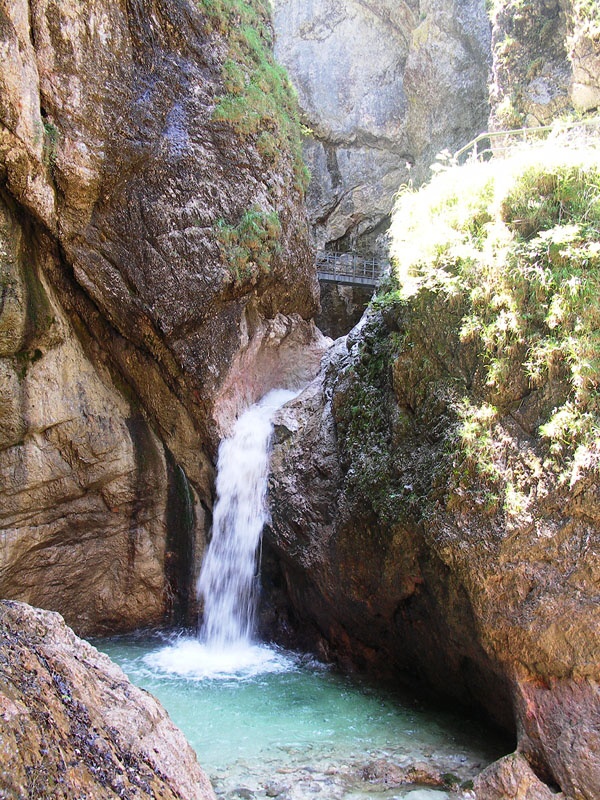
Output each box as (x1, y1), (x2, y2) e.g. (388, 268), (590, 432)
(316, 251), (389, 287)
(454, 116), (600, 164)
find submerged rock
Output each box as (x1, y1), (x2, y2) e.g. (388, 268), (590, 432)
(362, 759), (446, 788)
(0, 599), (216, 799)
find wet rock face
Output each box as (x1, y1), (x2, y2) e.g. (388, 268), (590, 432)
(0, 600), (216, 799)
(267, 336), (514, 724)
(0, 0), (325, 632)
(316, 283), (374, 339)
(265, 308), (600, 798)
(271, 0), (492, 250)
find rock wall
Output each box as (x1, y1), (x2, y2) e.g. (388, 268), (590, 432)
(315, 283), (374, 339)
(568, 0), (600, 112)
(0, 600), (216, 799)
(0, 0), (327, 634)
(265, 149), (600, 797)
(271, 0), (492, 251)
(267, 310), (600, 799)
(489, 0), (600, 128)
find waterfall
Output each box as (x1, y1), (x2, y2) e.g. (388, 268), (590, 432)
(145, 388), (297, 680)
(197, 388), (297, 649)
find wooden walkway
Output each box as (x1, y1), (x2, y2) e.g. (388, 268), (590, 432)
(316, 251), (389, 287)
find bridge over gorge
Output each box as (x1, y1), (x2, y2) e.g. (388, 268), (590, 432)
(316, 251), (389, 287)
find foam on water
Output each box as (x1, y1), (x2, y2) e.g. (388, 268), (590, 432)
(144, 638), (297, 681)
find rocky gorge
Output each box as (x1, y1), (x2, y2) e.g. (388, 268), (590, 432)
(1, 0), (600, 798)
(265, 142), (600, 799)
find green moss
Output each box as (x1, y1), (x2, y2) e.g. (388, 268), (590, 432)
(214, 205), (281, 284)
(335, 320), (405, 524)
(196, 0), (309, 196)
(42, 121), (60, 171)
(573, 0), (600, 35)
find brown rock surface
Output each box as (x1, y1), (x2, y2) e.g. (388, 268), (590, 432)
(0, 599), (216, 799)
(316, 283), (374, 339)
(266, 299), (600, 797)
(0, 0), (325, 633)
(0, 190), (172, 635)
(473, 752), (566, 799)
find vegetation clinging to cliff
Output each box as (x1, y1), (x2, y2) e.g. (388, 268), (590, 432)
(197, 0), (309, 196)
(389, 143), (600, 492)
(573, 0), (600, 35)
(338, 141), (600, 528)
(214, 206), (281, 283)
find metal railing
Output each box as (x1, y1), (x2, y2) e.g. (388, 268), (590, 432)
(316, 251), (389, 287)
(454, 116), (600, 164)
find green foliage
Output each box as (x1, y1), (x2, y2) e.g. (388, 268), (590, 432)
(214, 205), (281, 283)
(390, 145), (600, 487)
(335, 325), (406, 523)
(197, 0), (309, 196)
(573, 0), (600, 34)
(42, 121), (59, 170)
(501, 163), (600, 238)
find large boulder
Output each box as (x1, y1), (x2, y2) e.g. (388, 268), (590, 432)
(0, 599), (216, 799)
(473, 753), (566, 800)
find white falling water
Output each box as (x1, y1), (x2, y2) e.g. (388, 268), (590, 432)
(145, 388), (297, 680)
(198, 388), (296, 648)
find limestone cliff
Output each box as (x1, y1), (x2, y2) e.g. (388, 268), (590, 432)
(490, 0), (600, 128)
(0, 600), (216, 799)
(0, 0), (327, 634)
(273, 0), (600, 254)
(271, 0), (492, 252)
(265, 145), (600, 798)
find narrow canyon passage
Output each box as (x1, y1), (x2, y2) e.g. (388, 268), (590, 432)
(98, 390), (510, 800)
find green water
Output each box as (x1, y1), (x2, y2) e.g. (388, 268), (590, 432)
(97, 633), (507, 800)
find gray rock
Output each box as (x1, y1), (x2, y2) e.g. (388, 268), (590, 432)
(0, 600), (216, 799)
(265, 781), (289, 797)
(272, 0), (492, 250)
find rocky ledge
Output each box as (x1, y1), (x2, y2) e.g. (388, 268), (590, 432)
(0, 599), (216, 799)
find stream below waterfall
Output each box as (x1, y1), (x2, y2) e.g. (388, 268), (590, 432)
(97, 634), (508, 800)
(98, 389), (508, 798)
